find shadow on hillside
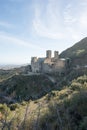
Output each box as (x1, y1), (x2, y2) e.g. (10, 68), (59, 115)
(0, 74), (56, 104)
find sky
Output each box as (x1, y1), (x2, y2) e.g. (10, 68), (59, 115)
(0, 0), (87, 64)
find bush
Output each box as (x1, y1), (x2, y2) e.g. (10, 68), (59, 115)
(71, 82), (82, 90)
(21, 101), (27, 106)
(0, 104), (10, 113)
(10, 103), (20, 111)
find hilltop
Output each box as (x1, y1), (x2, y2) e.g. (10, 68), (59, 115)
(60, 37), (87, 66)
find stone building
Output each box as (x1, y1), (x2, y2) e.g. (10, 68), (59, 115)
(31, 50), (66, 73)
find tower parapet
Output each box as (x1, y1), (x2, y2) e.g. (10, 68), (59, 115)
(46, 50), (52, 58)
(54, 51), (59, 59)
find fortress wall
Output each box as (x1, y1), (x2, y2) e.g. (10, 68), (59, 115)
(31, 62), (40, 73)
(44, 58), (52, 64)
(42, 63), (53, 73)
(54, 60), (65, 69)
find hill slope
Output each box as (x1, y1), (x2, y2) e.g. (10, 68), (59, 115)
(0, 75), (87, 130)
(0, 74), (54, 103)
(60, 37), (87, 66)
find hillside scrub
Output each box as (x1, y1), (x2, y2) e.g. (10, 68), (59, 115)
(0, 75), (87, 129)
(0, 75), (54, 102)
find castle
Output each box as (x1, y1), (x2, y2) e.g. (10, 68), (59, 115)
(31, 50), (68, 73)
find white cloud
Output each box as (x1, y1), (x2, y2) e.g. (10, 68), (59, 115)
(0, 32), (45, 64)
(33, 18), (64, 39)
(33, 0), (65, 39)
(0, 31), (46, 64)
(0, 32), (42, 50)
(33, 0), (87, 41)
(64, 4), (77, 25)
(79, 10), (87, 28)
(80, 16), (87, 28)
(64, 1), (87, 41)
(0, 21), (14, 28)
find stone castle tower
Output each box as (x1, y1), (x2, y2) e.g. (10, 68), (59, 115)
(54, 51), (59, 59)
(46, 50), (52, 58)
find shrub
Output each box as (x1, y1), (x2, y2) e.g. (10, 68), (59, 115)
(0, 104), (10, 113)
(71, 82), (82, 90)
(10, 103), (20, 111)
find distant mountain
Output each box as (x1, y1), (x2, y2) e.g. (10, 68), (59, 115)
(60, 37), (87, 66)
(0, 64), (29, 70)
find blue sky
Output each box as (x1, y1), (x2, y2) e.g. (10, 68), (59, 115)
(0, 0), (87, 64)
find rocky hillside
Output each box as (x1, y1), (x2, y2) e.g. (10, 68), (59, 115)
(60, 37), (87, 66)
